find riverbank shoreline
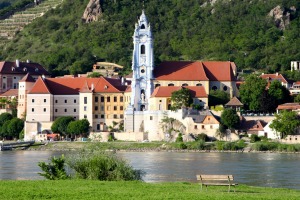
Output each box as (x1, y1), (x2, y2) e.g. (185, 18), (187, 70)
(16, 141), (300, 154)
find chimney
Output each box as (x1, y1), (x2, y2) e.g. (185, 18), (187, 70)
(42, 75), (45, 80)
(91, 83), (94, 91)
(276, 72), (279, 76)
(121, 77), (124, 85)
(16, 59), (20, 67)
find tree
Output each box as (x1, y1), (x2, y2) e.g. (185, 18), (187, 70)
(67, 119), (90, 138)
(259, 90), (276, 113)
(171, 88), (192, 110)
(239, 75), (267, 111)
(0, 120), (10, 139)
(221, 108), (240, 129)
(268, 80), (291, 106)
(294, 94), (300, 103)
(38, 155), (69, 180)
(270, 110), (300, 138)
(51, 116), (74, 137)
(87, 72), (102, 78)
(0, 112), (13, 127)
(7, 118), (24, 139)
(208, 90), (230, 107)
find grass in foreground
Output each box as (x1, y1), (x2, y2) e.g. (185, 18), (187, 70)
(0, 180), (299, 200)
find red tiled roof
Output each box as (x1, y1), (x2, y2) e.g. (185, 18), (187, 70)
(240, 120), (266, 132)
(19, 73), (35, 82)
(154, 61), (209, 81)
(151, 86), (207, 98)
(28, 77), (127, 95)
(0, 61), (50, 76)
(202, 61), (236, 81)
(225, 97), (243, 106)
(277, 103), (300, 110)
(0, 89), (18, 97)
(260, 73), (288, 84)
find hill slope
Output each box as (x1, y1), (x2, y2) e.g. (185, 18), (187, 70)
(0, 0), (299, 77)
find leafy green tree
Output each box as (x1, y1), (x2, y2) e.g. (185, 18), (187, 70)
(208, 90), (230, 107)
(51, 116), (74, 137)
(0, 112), (13, 127)
(270, 110), (300, 138)
(0, 120), (9, 138)
(268, 80), (291, 106)
(87, 72), (102, 78)
(259, 90), (276, 113)
(239, 75), (267, 111)
(171, 88), (192, 110)
(294, 94), (300, 103)
(67, 119), (90, 138)
(7, 118), (24, 139)
(221, 108), (240, 129)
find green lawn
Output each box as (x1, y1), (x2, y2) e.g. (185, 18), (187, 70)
(0, 180), (299, 200)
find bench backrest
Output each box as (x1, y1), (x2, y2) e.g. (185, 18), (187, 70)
(196, 175), (234, 181)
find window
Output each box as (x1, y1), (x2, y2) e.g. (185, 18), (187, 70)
(120, 97), (123, 102)
(223, 86), (228, 91)
(13, 83), (18, 89)
(84, 97), (87, 104)
(114, 106), (117, 111)
(74, 109), (76, 112)
(114, 96), (117, 102)
(150, 116), (153, 120)
(13, 77), (16, 79)
(113, 114), (118, 119)
(196, 83), (202, 86)
(141, 24), (145, 29)
(65, 109), (67, 112)
(32, 99), (35, 103)
(155, 84), (161, 88)
(32, 108), (34, 112)
(97, 124), (100, 130)
(101, 97), (104, 102)
(44, 99), (46, 103)
(74, 99), (77, 103)
(141, 69), (145, 73)
(101, 114), (105, 119)
(95, 106), (98, 111)
(141, 45), (145, 54)
(101, 106), (104, 111)
(55, 109), (57, 112)
(202, 125), (205, 129)
(182, 83), (188, 86)
(84, 115), (87, 119)
(44, 108), (46, 112)
(168, 83), (174, 86)
(194, 125), (197, 129)
(65, 99), (67, 103)
(55, 100), (58, 103)
(84, 106), (87, 111)
(120, 106), (123, 110)
(95, 114), (98, 119)
(107, 97), (110, 102)
(212, 86), (217, 91)
(210, 125), (213, 129)
(95, 96), (98, 102)
(2, 83), (6, 89)
(120, 114), (124, 119)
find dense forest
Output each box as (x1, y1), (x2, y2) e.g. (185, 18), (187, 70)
(0, 0), (300, 77)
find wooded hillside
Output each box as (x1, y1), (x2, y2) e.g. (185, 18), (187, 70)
(0, 0), (299, 77)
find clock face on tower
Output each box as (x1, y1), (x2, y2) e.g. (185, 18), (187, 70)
(140, 35), (147, 42)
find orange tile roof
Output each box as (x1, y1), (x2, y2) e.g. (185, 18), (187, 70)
(202, 61), (236, 81)
(154, 61), (209, 81)
(151, 86), (207, 98)
(260, 73), (288, 84)
(0, 89), (18, 97)
(28, 77), (127, 95)
(154, 61), (236, 81)
(277, 103), (300, 110)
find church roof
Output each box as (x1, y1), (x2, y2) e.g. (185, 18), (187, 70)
(28, 77), (127, 95)
(154, 61), (236, 81)
(151, 86), (207, 98)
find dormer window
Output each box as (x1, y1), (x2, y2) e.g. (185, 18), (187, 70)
(23, 68), (27, 72)
(12, 67), (15, 71)
(141, 24), (145, 29)
(35, 68), (38, 72)
(104, 85), (108, 90)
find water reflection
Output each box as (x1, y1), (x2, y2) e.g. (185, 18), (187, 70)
(0, 151), (300, 190)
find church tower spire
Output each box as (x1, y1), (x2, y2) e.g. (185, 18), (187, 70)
(130, 10), (154, 111)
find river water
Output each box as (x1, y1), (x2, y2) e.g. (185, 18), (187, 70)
(0, 151), (299, 190)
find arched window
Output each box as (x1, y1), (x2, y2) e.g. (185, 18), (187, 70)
(168, 83), (174, 86)
(212, 86), (217, 91)
(223, 86), (228, 91)
(141, 24), (145, 29)
(141, 45), (145, 54)
(182, 83), (188, 86)
(196, 83), (202, 86)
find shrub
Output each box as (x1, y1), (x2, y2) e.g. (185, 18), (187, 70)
(196, 133), (209, 142)
(38, 155), (69, 180)
(250, 134), (261, 143)
(197, 140), (206, 150)
(178, 142), (187, 149)
(108, 133), (115, 142)
(66, 151), (144, 181)
(176, 133), (183, 142)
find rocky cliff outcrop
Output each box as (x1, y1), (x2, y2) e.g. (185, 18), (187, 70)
(82, 0), (102, 23)
(268, 5), (296, 30)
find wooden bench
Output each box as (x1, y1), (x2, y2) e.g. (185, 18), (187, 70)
(196, 175), (238, 192)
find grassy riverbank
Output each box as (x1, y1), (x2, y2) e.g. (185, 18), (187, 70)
(0, 180), (299, 200)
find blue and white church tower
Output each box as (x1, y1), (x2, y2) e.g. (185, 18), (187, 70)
(130, 10), (154, 111)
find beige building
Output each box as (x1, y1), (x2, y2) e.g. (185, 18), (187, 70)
(25, 76), (127, 138)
